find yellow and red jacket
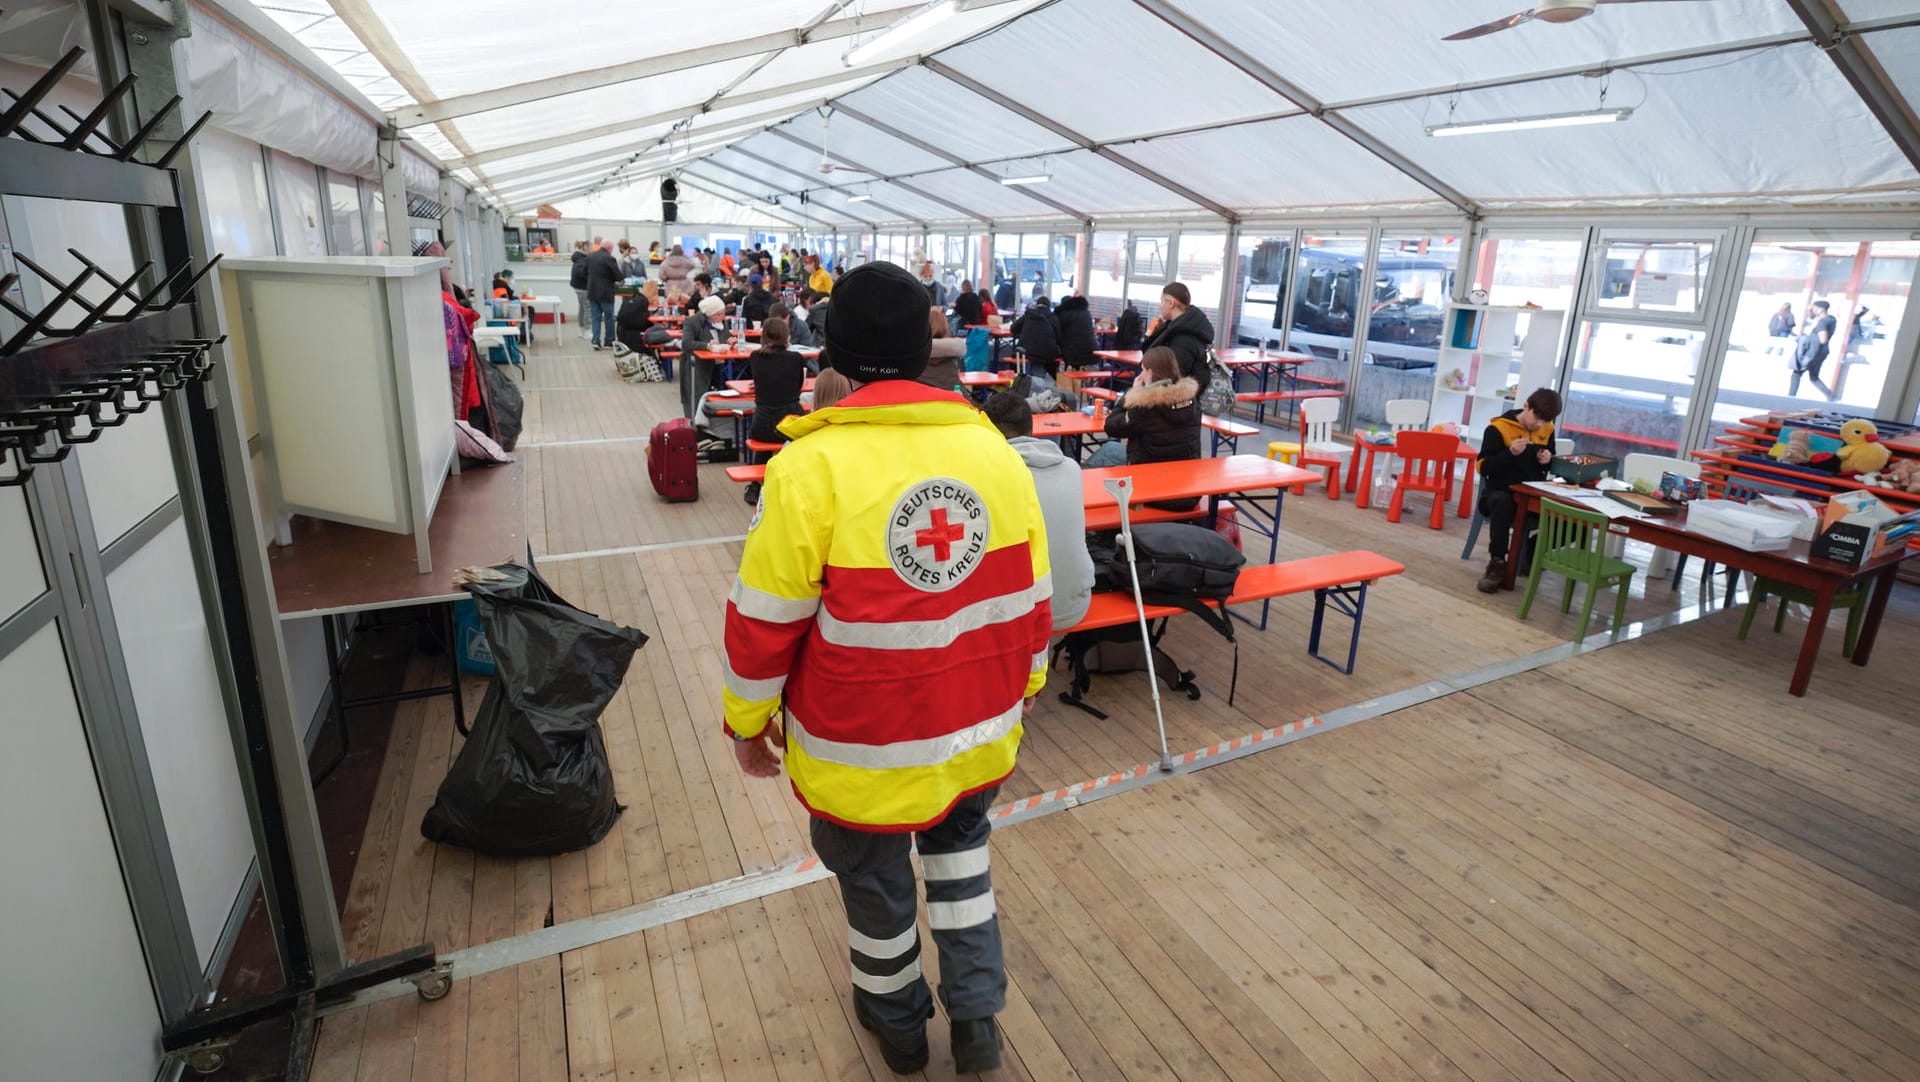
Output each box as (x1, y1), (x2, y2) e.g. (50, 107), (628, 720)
(722, 380), (1051, 831)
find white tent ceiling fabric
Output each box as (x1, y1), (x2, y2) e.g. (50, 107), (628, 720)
(11, 0), (1919, 224)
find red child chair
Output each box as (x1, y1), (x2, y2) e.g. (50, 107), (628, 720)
(1388, 430), (1456, 529)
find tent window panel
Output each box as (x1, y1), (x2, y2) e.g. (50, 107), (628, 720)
(1562, 321), (1703, 463)
(1232, 234), (1295, 350)
(1353, 232), (1458, 431)
(1594, 239), (1716, 319)
(1088, 232), (1127, 321)
(1288, 234), (1368, 389)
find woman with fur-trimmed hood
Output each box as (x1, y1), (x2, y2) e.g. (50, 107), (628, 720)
(1103, 346), (1202, 510)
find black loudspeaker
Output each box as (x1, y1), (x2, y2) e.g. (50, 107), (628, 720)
(659, 178), (679, 202)
(662, 201), (678, 223)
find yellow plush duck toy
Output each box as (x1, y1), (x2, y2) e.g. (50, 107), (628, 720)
(1835, 419), (1892, 475)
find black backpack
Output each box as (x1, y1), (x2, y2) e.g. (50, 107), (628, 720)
(1111, 522), (1245, 603)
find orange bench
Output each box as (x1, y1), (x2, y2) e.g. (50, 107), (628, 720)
(1062, 550), (1405, 708)
(1202, 415), (1260, 455)
(1082, 503), (1207, 532)
(725, 465), (766, 483)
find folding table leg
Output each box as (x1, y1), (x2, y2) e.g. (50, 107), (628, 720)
(1307, 582), (1369, 674)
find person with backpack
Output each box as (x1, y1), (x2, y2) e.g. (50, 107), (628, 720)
(1011, 295), (1062, 378)
(1096, 346), (1202, 509)
(1140, 282), (1214, 389)
(723, 262), (1049, 1077)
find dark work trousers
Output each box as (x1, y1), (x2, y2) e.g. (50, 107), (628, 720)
(1482, 487), (1535, 565)
(809, 786), (1005, 1034)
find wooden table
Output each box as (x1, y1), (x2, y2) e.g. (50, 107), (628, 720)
(270, 461), (529, 769)
(1093, 349), (1142, 367)
(695, 347), (755, 383)
(1032, 410), (1104, 459)
(960, 370), (1015, 388)
(726, 378), (816, 396)
(1347, 433), (1478, 517)
(1505, 482), (1917, 696)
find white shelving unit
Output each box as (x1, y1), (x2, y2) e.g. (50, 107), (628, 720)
(220, 256), (456, 573)
(1430, 303), (1565, 435)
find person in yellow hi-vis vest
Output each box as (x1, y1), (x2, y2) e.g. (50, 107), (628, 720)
(723, 261), (1051, 1075)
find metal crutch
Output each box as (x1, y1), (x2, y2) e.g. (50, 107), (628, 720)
(1103, 475), (1174, 773)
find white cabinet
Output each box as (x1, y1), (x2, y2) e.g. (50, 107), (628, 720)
(220, 256), (455, 572)
(1431, 304), (1564, 435)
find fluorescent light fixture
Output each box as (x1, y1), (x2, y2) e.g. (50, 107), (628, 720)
(847, 192), (874, 203)
(999, 173), (1049, 186)
(1426, 107), (1632, 137)
(844, 0), (960, 68)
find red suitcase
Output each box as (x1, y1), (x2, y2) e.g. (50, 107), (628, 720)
(648, 418), (699, 502)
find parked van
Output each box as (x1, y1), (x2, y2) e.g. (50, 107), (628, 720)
(1237, 241), (1453, 370)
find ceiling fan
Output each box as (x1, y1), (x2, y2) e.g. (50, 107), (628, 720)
(1443, 0), (1698, 42)
(815, 110), (875, 176)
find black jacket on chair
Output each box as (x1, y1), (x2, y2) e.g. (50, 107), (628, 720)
(1055, 295), (1095, 368)
(1141, 306), (1215, 389)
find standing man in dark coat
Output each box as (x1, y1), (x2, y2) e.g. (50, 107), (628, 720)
(585, 238), (622, 351)
(1140, 282), (1215, 390)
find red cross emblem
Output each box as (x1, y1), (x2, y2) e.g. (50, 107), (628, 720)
(915, 508), (967, 562)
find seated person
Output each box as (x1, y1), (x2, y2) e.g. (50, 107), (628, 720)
(1094, 346), (1201, 510)
(615, 290), (652, 354)
(741, 274), (774, 325)
(737, 316), (808, 504)
(982, 392), (1094, 631)
(491, 268), (514, 298)
(809, 366), (853, 410)
(1475, 387), (1562, 594)
(678, 294), (732, 422)
(918, 305), (966, 391)
(772, 300), (813, 348)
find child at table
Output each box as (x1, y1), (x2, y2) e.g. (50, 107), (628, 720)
(1475, 387), (1562, 594)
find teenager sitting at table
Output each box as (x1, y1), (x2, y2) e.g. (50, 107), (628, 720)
(953, 281), (984, 328)
(981, 392), (1095, 631)
(1011, 295), (1062, 378)
(1091, 346), (1201, 510)
(1475, 387), (1562, 594)
(679, 294), (732, 422)
(735, 315), (808, 504)
(919, 306), (967, 391)
(1055, 293), (1095, 369)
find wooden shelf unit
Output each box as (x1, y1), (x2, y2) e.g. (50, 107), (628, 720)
(1430, 304), (1564, 435)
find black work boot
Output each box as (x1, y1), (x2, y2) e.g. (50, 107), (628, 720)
(855, 999), (930, 1075)
(951, 1017), (1003, 1074)
(1476, 558), (1506, 594)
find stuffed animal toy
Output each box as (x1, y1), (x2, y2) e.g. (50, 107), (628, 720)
(1835, 419), (1892, 475)
(1770, 428), (1841, 472)
(1885, 458), (1920, 494)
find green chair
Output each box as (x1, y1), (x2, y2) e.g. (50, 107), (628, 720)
(1737, 577), (1868, 658)
(1516, 500), (1637, 641)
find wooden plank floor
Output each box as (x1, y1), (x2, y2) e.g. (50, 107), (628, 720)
(308, 344), (1920, 1078)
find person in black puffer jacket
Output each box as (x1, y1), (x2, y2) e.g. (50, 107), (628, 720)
(952, 281), (984, 328)
(1055, 294), (1095, 369)
(1115, 302), (1143, 349)
(1011, 295), (1062, 378)
(1140, 281), (1215, 390)
(1103, 346), (1202, 510)
(615, 291), (652, 354)
(569, 242), (590, 336)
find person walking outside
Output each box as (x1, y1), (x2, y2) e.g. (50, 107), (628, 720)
(1791, 299), (1837, 399)
(723, 261), (1051, 1076)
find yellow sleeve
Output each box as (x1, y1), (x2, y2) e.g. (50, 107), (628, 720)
(721, 455), (831, 738)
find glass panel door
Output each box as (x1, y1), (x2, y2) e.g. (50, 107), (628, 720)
(1126, 233), (1169, 316)
(1088, 231), (1127, 320)
(1232, 233), (1294, 349)
(1708, 236), (1918, 443)
(1176, 231), (1227, 325)
(1354, 232), (1458, 430)
(1287, 232), (1369, 391)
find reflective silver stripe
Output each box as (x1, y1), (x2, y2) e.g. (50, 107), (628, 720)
(849, 925), (916, 960)
(723, 658), (786, 703)
(816, 580), (1049, 651)
(928, 891), (996, 931)
(1030, 650), (1047, 674)
(850, 957), (922, 995)
(729, 578), (820, 624)
(919, 845), (990, 882)
(787, 701), (1022, 771)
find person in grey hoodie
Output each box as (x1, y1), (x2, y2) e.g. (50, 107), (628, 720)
(983, 392), (1094, 631)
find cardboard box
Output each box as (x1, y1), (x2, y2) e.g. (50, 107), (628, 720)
(1810, 492), (1920, 564)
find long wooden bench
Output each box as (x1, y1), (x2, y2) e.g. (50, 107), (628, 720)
(1060, 550), (1406, 710)
(1234, 388), (1344, 404)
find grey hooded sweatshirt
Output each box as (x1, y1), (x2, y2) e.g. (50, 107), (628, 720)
(1007, 435), (1095, 631)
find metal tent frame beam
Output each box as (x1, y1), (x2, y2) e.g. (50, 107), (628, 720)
(829, 103), (1091, 224)
(1787, 0), (1920, 175)
(727, 144), (918, 224)
(1126, 0), (1474, 217)
(763, 126), (992, 223)
(453, 95), (843, 171)
(689, 157), (872, 225)
(681, 164), (860, 226)
(395, 0), (1032, 126)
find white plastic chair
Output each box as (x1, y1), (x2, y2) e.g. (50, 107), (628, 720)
(1555, 438), (1574, 456)
(1374, 399), (1429, 492)
(1616, 453), (1700, 575)
(1295, 396), (1350, 498)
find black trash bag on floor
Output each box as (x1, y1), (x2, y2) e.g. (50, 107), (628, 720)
(421, 563), (645, 856)
(482, 360), (524, 450)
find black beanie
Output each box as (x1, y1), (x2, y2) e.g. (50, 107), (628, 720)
(823, 261), (930, 383)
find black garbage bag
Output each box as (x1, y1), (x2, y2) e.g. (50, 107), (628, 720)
(482, 359), (523, 450)
(421, 563), (645, 856)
